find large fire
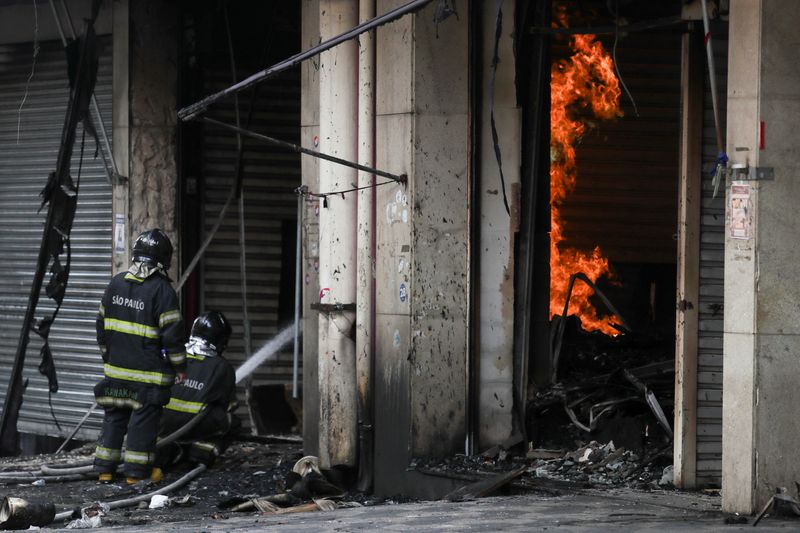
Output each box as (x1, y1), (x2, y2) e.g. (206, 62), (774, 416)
(550, 13), (622, 335)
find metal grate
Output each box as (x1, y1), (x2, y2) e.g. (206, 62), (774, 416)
(696, 20), (728, 488)
(0, 37), (113, 440)
(201, 68), (301, 430)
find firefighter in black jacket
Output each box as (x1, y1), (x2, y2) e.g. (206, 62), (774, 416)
(158, 310), (237, 467)
(94, 229), (186, 484)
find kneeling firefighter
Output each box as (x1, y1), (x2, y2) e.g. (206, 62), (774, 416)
(158, 310), (237, 468)
(94, 229), (187, 484)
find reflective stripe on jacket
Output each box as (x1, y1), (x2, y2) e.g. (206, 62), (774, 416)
(162, 352), (235, 434)
(96, 271), (186, 386)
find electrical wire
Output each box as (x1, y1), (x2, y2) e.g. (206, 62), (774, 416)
(298, 179), (397, 204)
(16, 0), (40, 144)
(612, 0), (639, 117)
(490, 0), (512, 216)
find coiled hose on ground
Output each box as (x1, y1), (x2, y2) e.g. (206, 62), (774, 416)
(0, 406), (209, 483)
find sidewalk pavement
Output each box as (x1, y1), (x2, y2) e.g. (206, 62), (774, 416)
(68, 487), (798, 532)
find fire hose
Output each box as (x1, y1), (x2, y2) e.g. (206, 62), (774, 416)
(0, 406), (209, 482)
(51, 464), (207, 523)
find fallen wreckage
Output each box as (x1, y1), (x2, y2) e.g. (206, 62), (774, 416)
(0, 436), (359, 529)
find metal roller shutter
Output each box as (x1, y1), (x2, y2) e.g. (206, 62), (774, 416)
(560, 30), (682, 265)
(201, 68), (301, 429)
(696, 20), (728, 488)
(0, 37), (112, 439)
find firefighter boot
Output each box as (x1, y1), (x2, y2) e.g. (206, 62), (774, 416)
(98, 472), (114, 483)
(126, 467), (163, 485)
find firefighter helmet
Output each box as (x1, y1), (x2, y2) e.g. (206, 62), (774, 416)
(188, 310), (232, 356)
(132, 229), (173, 270)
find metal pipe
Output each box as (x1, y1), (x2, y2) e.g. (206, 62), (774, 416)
(55, 402), (97, 453)
(699, 0), (724, 154)
(223, 4), (252, 362)
(51, 464), (207, 523)
(355, 0), (376, 491)
(513, 0), (550, 398)
(42, 406), (210, 476)
(178, 0), (435, 121)
(223, 4), (258, 436)
(51, 0), (118, 183)
(466, 0), (482, 457)
(201, 117), (405, 184)
(318, 0), (359, 470)
(292, 190), (304, 399)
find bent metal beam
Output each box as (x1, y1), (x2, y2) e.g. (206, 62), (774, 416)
(177, 0), (435, 122)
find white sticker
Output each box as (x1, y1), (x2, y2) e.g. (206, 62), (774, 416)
(114, 214), (125, 254)
(398, 258), (405, 273)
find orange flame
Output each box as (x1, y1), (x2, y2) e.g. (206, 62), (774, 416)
(550, 12), (622, 335)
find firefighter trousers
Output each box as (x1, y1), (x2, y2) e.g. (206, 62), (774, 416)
(94, 403), (162, 478)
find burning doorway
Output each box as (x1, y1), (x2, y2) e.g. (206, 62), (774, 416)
(517, 0), (727, 489)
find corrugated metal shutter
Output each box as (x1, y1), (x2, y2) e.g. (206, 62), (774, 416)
(696, 20), (728, 487)
(560, 30), (682, 265)
(0, 37), (112, 439)
(201, 68), (301, 428)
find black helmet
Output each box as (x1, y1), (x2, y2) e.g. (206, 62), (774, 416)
(189, 311), (232, 355)
(132, 228), (173, 270)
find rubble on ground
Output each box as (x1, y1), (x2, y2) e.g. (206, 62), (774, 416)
(413, 315), (676, 494)
(0, 436), (386, 528)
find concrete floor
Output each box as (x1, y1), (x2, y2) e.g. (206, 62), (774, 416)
(55, 488), (799, 532)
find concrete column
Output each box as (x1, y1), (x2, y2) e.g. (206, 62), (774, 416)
(301, 0), (322, 460)
(723, 0), (800, 513)
(317, 0), (359, 469)
(128, 0), (179, 279)
(478, 0), (520, 449)
(356, 0), (376, 489)
(372, 0), (469, 495)
(408, 0), (469, 459)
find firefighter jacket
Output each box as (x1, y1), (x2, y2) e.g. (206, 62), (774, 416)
(96, 270), (187, 399)
(162, 351), (236, 436)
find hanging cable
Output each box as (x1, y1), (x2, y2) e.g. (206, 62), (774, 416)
(612, 0), (639, 117)
(16, 0), (40, 144)
(297, 180), (397, 208)
(176, 12), (278, 294)
(489, 0), (511, 216)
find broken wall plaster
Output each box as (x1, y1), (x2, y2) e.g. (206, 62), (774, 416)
(129, 0), (179, 280)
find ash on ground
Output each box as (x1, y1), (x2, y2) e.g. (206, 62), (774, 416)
(0, 437), (386, 528)
(413, 316), (677, 494)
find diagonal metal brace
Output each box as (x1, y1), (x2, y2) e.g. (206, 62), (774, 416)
(550, 272), (631, 384)
(203, 117), (406, 184)
(178, 0), (436, 121)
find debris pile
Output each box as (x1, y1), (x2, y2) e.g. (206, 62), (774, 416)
(528, 314), (674, 480)
(527, 440), (672, 488)
(0, 438), (376, 527)
(413, 314), (676, 494)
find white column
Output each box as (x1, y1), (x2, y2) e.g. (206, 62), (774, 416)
(318, 0), (359, 468)
(356, 0), (376, 484)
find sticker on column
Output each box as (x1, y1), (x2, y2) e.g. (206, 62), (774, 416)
(393, 329), (401, 348)
(399, 283), (407, 303)
(319, 287), (330, 301)
(729, 183), (752, 240)
(398, 258), (405, 273)
(386, 189), (409, 224)
(114, 214), (125, 255)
